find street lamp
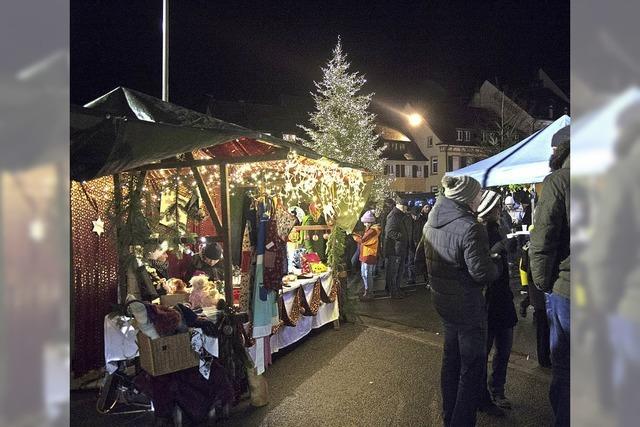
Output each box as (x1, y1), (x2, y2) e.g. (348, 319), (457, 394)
(408, 113), (424, 127)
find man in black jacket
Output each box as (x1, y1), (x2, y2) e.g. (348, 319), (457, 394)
(423, 175), (498, 426)
(530, 126), (570, 427)
(384, 198), (412, 298)
(410, 204), (431, 285)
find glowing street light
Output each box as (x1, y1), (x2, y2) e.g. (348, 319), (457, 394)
(408, 113), (424, 127)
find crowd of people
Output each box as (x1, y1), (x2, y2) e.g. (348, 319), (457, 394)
(348, 127), (570, 426)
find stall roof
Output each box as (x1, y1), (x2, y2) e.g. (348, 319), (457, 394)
(71, 87), (361, 181)
(446, 115), (571, 187)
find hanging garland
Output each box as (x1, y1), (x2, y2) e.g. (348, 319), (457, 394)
(299, 282), (322, 317)
(320, 278), (339, 304)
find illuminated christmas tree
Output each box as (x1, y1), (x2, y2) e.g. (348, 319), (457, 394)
(300, 38), (391, 207)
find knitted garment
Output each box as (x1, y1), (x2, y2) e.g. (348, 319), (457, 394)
(477, 190), (502, 219)
(263, 213), (286, 292)
(238, 222), (254, 313)
(441, 175), (481, 205)
(252, 201), (279, 339)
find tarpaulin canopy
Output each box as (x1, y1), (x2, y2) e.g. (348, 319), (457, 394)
(446, 115), (571, 187)
(572, 87), (640, 176)
(71, 87), (352, 181)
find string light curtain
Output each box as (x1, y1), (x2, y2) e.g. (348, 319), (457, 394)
(71, 177), (119, 376)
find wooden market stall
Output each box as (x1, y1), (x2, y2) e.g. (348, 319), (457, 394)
(71, 87), (370, 377)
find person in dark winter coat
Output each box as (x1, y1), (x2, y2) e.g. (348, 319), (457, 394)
(422, 175), (499, 427)
(384, 199), (412, 298)
(187, 241), (225, 282)
(530, 127), (570, 427)
(477, 190), (518, 414)
(411, 204), (431, 284)
(585, 102), (640, 426)
(522, 238), (552, 367)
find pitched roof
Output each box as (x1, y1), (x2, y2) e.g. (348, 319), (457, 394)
(378, 137), (428, 162)
(71, 87), (363, 181)
(425, 104), (500, 146)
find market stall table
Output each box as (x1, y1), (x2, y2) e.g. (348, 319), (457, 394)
(103, 313), (220, 378)
(248, 270), (339, 374)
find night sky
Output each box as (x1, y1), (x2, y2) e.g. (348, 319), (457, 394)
(71, 0), (569, 110)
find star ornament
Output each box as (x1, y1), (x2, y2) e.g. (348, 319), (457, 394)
(92, 217), (105, 237)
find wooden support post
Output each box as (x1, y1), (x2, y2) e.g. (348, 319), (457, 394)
(113, 173), (127, 305)
(190, 165), (223, 234)
(219, 163), (234, 304)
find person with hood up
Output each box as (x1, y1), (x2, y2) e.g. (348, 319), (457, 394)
(384, 198), (412, 298)
(477, 190), (518, 416)
(352, 210), (382, 300)
(422, 175), (499, 426)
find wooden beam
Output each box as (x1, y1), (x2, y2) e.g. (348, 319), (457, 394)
(113, 173), (127, 305)
(292, 225), (333, 231)
(189, 164), (223, 234)
(192, 168), (223, 234)
(125, 159), (219, 172)
(124, 151), (290, 173)
(219, 163), (234, 304)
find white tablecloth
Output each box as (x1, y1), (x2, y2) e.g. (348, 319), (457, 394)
(103, 314), (219, 375)
(104, 315), (139, 374)
(248, 271), (339, 374)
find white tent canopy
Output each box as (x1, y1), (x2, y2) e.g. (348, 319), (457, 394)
(572, 87), (640, 176)
(446, 115), (571, 187)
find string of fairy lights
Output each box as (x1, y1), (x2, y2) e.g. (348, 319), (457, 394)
(115, 151), (367, 223)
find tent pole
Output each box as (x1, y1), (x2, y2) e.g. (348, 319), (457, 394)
(219, 163), (234, 304)
(113, 174), (127, 305)
(162, 0), (169, 102)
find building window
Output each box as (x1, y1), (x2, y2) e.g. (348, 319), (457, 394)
(282, 133), (297, 142)
(398, 164), (406, 177)
(423, 164), (429, 177)
(412, 165), (420, 178)
(449, 155), (460, 171)
(427, 136), (433, 147)
(464, 130), (471, 141)
(388, 164), (394, 176)
(384, 165), (389, 175)
(395, 165), (401, 177)
(431, 157), (439, 174)
(456, 130), (463, 141)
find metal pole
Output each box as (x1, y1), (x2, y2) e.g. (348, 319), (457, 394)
(162, 0), (169, 102)
(219, 164), (234, 304)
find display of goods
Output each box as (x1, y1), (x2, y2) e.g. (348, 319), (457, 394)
(302, 252), (321, 273)
(292, 248), (307, 269)
(310, 262), (328, 274)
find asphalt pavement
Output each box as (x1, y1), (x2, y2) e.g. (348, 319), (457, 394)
(71, 273), (554, 426)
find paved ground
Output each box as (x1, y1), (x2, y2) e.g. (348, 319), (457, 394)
(352, 274), (539, 363)
(71, 273), (554, 426)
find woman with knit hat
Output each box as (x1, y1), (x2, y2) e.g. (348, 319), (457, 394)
(352, 210), (382, 301)
(421, 175), (499, 426)
(477, 189), (518, 415)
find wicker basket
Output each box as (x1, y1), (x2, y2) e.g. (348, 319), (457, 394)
(137, 332), (199, 376)
(159, 293), (189, 306)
